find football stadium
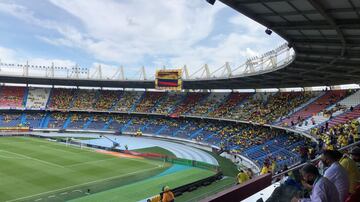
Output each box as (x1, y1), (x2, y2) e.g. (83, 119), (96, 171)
(0, 0), (360, 202)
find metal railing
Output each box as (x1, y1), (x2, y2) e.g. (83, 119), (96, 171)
(0, 43), (294, 82)
(272, 140), (360, 179)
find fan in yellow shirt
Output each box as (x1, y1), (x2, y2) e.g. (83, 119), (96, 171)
(260, 163), (271, 175)
(237, 170), (250, 184)
(340, 154), (360, 193)
(147, 195), (161, 202)
(338, 134), (348, 148)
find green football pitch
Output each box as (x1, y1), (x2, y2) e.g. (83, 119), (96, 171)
(0, 136), (215, 202)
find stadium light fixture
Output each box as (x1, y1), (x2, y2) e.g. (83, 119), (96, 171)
(206, 0), (216, 5)
(265, 28), (272, 35)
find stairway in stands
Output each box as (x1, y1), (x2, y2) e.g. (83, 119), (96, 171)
(296, 90), (360, 131)
(280, 90), (347, 126)
(327, 105), (360, 128)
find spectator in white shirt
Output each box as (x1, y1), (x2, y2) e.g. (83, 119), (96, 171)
(291, 163), (340, 202)
(321, 150), (350, 202)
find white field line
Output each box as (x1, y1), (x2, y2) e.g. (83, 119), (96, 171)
(0, 154), (25, 159)
(0, 149), (64, 168)
(6, 165), (162, 202)
(65, 158), (119, 168)
(0, 150), (27, 159)
(0, 141), (29, 145)
(38, 145), (95, 156)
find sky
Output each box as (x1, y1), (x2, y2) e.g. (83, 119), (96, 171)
(0, 0), (285, 79)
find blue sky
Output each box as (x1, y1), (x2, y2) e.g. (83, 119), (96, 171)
(0, 0), (285, 78)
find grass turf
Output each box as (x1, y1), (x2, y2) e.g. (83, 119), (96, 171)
(0, 137), (234, 202)
(0, 136), (170, 202)
(71, 168), (215, 202)
(205, 150), (239, 177)
(77, 149), (239, 202)
(173, 150), (238, 202)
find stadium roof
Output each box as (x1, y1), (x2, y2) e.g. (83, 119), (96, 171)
(2, 0), (359, 89)
(210, 0), (360, 89)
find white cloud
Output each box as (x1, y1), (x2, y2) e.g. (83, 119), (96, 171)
(0, 45), (75, 67)
(0, 46), (17, 62)
(28, 58), (76, 67)
(167, 33), (267, 74)
(39, 0), (225, 66)
(229, 14), (266, 33)
(0, 0), (285, 77)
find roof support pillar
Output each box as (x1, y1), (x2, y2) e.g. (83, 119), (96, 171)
(182, 65), (189, 79)
(204, 64), (210, 78)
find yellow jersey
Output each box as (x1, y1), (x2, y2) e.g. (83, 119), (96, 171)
(237, 172), (249, 184)
(340, 156), (360, 193)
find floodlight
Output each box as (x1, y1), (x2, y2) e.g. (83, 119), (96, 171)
(265, 28), (272, 35)
(206, 0), (216, 5)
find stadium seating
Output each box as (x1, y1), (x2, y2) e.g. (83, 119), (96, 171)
(295, 90), (360, 131)
(1, 86), (360, 171)
(107, 114), (132, 131)
(124, 116), (149, 132)
(208, 92), (251, 118)
(0, 112), (22, 127)
(280, 90), (347, 126)
(188, 92), (229, 116)
(141, 117), (173, 134)
(311, 117), (359, 150)
(48, 88), (76, 110)
(94, 90), (121, 111)
(67, 113), (92, 129)
(0, 108), (342, 171)
(72, 90), (97, 110)
(326, 106), (360, 128)
(243, 91), (314, 124)
(153, 92), (186, 114)
(25, 113), (45, 128)
(26, 88), (51, 109)
(0, 86), (26, 108)
(47, 112), (68, 129)
(135, 92), (165, 113)
(171, 92), (209, 115)
(114, 91), (143, 112)
(157, 118), (187, 136)
(87, 114), (109, 130)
